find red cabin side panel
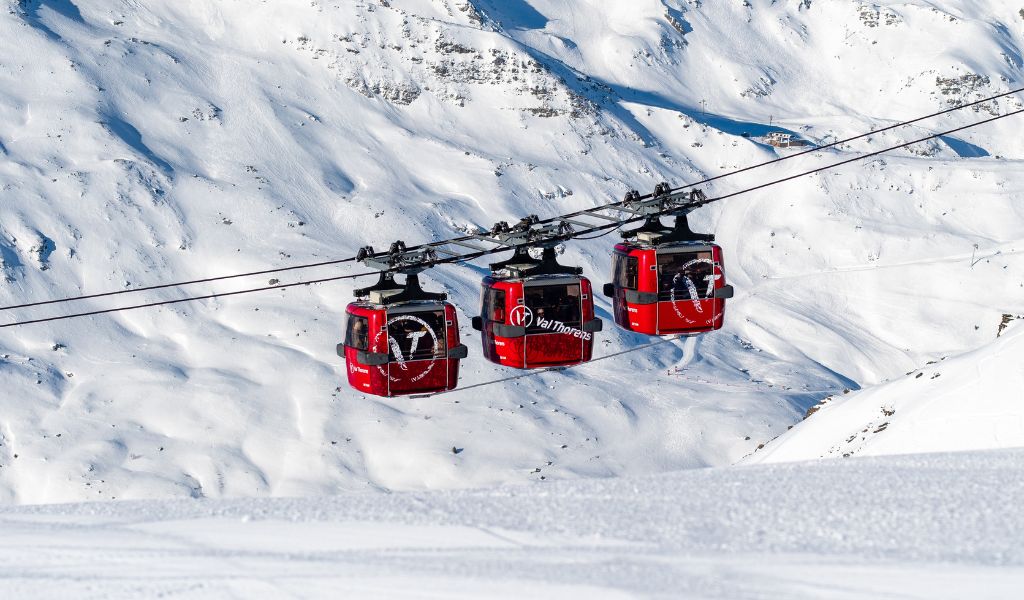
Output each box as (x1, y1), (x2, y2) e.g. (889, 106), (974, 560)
(633, 249), (660, 335)
(581, 278), (596, 362)
(444, 303), (461, 389)
(711, 245), (727, 331)
(521, 277), (594, 368)
(385, 304), (454, 396)
(655, 297), (717, 333)
(344, 304), (389, 396)
(610, 245), (659, 334)
(496, 281), (527, 368)
(524, 333), (582, 367)
(481, 276), (598, 370)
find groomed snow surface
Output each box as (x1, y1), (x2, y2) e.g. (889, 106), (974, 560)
(2, 0), (1024, 596)
(3, 449), (1024, 599)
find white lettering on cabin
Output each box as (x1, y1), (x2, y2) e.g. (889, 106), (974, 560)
(535, 316), (592, 341)
(506, 304), (593, 340)
(405, 331), (428, 364)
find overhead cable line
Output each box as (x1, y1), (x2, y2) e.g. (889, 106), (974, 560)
(533, 85), (1024, 222)
(410, 335), (685, 398)
(656, 86), (1024, 196)
(706, 107), (1024, 204)
(414, 335), (844, 398)
(2, 105), (1020, 330)
(0, 256), (360, 313)
(3, 86), (1019, 314)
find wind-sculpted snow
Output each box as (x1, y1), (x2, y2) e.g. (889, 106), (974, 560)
(0, 0), (1022, 504)
(1, 449), (1023, 598)
(748, 320), (1024, 463)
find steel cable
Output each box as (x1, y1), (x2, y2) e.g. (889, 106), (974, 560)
(3, 87), (1019, 314)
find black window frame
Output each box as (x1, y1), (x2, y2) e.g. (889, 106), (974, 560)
(613, 253), (639, 289)
(482, 287), (507, 323)
(344, 314), (370, 351)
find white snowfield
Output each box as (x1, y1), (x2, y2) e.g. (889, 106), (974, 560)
(750, 319), (1024, 463)
(1, 0), (1021, 505)
(2, 449), (1023, 599)
(1, 0), (1024, 595)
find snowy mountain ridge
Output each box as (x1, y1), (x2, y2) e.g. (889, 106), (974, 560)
(748, 318), (1024, 463)
(0, 0), (1022, 504)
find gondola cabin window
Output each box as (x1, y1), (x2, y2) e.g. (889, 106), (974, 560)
(483, 288), (506, 322)
(657, 251), (715, 301)
(386, 310), (447, 361)
(525, 283), (583, 334)
(613, 254), (639, 289)
(345, 314), (369, 350)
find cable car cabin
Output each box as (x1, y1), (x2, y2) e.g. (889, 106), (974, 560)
(603, 216), (734, 336)
(339, 273), (468, 397)
(471, 247), (602, 369)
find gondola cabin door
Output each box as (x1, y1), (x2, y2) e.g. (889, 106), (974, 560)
(654, 245), (726, 333)
(521, 278), (594, 366)
(384, 304), (460, 396)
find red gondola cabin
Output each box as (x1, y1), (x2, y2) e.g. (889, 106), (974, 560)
(472, 247), (602, 369)
(340, 271), (468, 397)
(603, 215), (734, 336)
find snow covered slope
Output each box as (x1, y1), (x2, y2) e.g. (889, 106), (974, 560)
(2, 449), (1023, 599)
(748, 318), (1024, 463)
(0, 0), (1023, 503)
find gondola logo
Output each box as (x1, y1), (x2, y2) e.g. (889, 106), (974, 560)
(508, 305), (534, 328)
(669, 259), (722, 318)
(373, 314), (441, 383)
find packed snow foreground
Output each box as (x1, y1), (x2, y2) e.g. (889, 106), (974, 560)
(1, 0), (1023, 597)
(2, 449), (1023, 599)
